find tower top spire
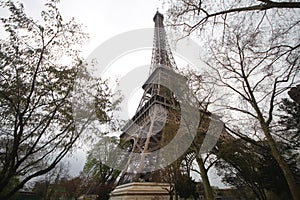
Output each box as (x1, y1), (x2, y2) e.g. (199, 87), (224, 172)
(153, 11), (164, 22)
(150, 11), (177, 73)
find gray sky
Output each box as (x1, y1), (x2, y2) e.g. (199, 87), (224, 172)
(20, 0), (165, 57)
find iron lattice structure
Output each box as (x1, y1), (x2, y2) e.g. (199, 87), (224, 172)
(149, 11), (178, 74)
(118, 11), (185, 184)
(118, 11), (232, 184)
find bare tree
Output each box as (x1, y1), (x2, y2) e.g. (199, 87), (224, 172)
(179, 69), (225, 200)
(205, 24), (299, 199)
(165, 0), (300, 34)
(165, 1), (300, 199)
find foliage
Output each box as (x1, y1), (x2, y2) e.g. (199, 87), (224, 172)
(0, 1), (113, 198)
(31, 163), (76, 200)
(278, 98), (300, 149)
(83, 136), (121, 200)
(216, 139), (299, 200)
(174, 173), (198, 199)
(288, 85), (300, 104)
(0, 175), (19, 199)
(32, 176), (84, 200)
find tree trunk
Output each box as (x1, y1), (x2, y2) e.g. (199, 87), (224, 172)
(175, 190), (179, 200)
(259, 118), (300, 200)
(195, 156), (214, 200)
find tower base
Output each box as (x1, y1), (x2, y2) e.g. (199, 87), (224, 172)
(110, 182), (170, 200)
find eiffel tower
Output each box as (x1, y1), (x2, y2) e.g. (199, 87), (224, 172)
(117, 11), (200, 184)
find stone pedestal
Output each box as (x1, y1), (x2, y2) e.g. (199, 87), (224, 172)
(110, 182), (170, 200)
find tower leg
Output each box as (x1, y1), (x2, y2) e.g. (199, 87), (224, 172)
(134, 105), (158, 180)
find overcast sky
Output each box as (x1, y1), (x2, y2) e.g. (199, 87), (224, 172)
(19, 0), (165, 57)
